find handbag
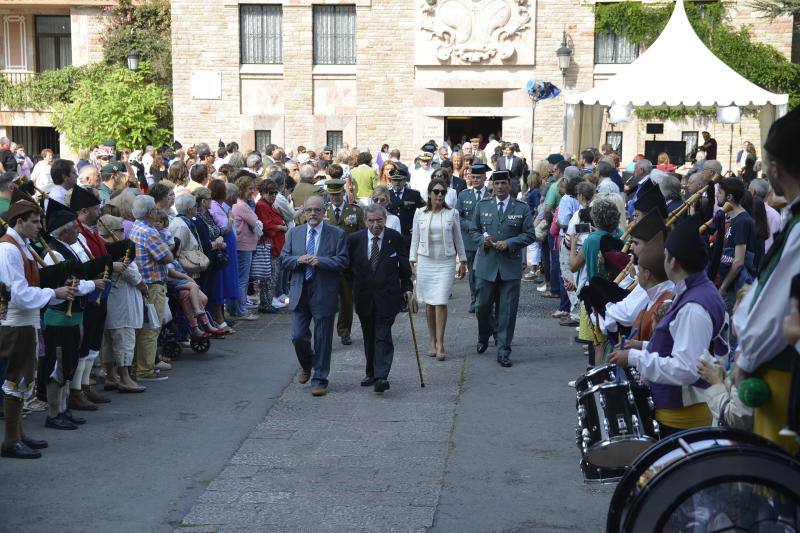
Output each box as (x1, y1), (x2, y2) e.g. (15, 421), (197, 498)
(214, 249), (230, 268)
(179, 248), (209, 274)
(534, 218), (548, 242)
(176, 217), (210, 274)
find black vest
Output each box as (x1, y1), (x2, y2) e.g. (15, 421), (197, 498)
(47, 238), (87, 313)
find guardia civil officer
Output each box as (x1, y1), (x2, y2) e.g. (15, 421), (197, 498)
(469, 170), (535, 367)
(324, 179), (365, 346)
(455, 163), (489, 313)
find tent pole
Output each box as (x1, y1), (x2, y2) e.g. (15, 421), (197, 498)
(728, 123), (734, 173)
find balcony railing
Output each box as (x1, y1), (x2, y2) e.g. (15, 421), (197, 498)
(1, 71), (38, 84)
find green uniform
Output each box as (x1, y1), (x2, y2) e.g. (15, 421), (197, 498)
(324, 201), (365, 337)
(455, 187), (486, 307)
(469, 196), (535, 359)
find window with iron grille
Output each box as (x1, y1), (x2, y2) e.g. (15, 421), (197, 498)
(255, 130), (272, 154)
(240, 5), (283, 64)
(594, 32), (639, 64)
(605, 131), (623, 161)
(326, 131), (343, 152)
(313, 5), (356, 65)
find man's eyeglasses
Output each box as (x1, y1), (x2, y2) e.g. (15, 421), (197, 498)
(431, 189), (446, 195)
(305, 207), (324, 213)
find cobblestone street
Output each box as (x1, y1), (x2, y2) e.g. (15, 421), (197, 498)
(2, 277), (612, 533)
(179, 279), (613, 532)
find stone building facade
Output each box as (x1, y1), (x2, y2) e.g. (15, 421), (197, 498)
(171, 0), (793, 169)
(0, 1), (107, 158)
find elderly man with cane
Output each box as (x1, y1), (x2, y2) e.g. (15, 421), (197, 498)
(346, 203), (413, 393)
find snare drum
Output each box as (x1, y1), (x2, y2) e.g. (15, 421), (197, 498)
(606, 427), (800, 532)
(576, 381), (658, 469)
(574, 363), (637, 394)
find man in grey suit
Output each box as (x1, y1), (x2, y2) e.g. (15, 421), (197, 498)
(469, 170), (535, 367)
(280, 196), (348, 396)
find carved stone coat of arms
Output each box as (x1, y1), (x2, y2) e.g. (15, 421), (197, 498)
(420, 0), (531, 63)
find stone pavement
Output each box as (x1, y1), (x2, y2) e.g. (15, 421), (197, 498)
(179, 279), (614, 532)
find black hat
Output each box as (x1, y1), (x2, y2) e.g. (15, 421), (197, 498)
(69, 185), (100, 211)
(578, 275), (628, 317)
(173, 140), (183, 151)
(490, 170), (511, 182)
(394, 162), (410, 178)
(633, 183), (667, 219)
(421, 142), (437, 154)
(629, 209), (667, 243)
(764, 105), (799, 169)
(218, 139), (225, 149)
(470, 163), (490, 174)
(389, 169), (406, 181)
(547, 154), (565, 165)
(665, 218), (707, 272)
(45, 200), (77, 234)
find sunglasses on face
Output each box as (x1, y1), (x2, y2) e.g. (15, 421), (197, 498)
(431, 189), (446, 195)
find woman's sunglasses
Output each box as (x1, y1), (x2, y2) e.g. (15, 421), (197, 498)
(431, 189), (446, 195)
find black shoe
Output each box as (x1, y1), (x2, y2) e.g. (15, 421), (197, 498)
(1, 441), (41, 459)
(340, 335), (352, 346)
(468, 302), (475, 314)
(360, 376), (375, 387)
(258, 305), (278, 314)
(476, 340), (488, 354)
(497, 356), (512, 368)
(45, 415), (77, 430)
(61, 410), (85, 425)
(21, 435), (48, 450)
(374, 379), (390, 393)
(574, 336), (591, 345)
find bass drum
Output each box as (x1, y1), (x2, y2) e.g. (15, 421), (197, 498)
(606, 427), (800, 532)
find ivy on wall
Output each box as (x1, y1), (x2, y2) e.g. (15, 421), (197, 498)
(594, 1), (800, 116)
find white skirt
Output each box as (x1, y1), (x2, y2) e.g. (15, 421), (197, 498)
(415, 255), (456, 306)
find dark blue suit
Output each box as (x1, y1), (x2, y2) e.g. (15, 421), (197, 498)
(280, 222), (348, 387)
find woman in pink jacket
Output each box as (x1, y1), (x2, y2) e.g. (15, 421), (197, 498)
(232, 175), (260, 319)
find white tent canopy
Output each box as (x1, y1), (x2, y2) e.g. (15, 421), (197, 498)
(564, 0), (788, 156)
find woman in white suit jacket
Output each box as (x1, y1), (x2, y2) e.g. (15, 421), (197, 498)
(410, 178), (467, 360)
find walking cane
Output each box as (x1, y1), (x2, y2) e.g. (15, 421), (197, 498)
(406, 297), (425, 388)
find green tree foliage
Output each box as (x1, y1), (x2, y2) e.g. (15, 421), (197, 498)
(101, 0), (172, 88)
(747, 0), (800, 20)
(595, 1), (800, 113)
(0, 65), (110, 110)
(50, 66), (172, 150)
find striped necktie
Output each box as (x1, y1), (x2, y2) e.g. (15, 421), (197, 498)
(370, 236), (380, 271)
(305, 228), (316, 280)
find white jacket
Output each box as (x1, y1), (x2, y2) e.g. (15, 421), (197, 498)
(409, 207), (465, 262)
